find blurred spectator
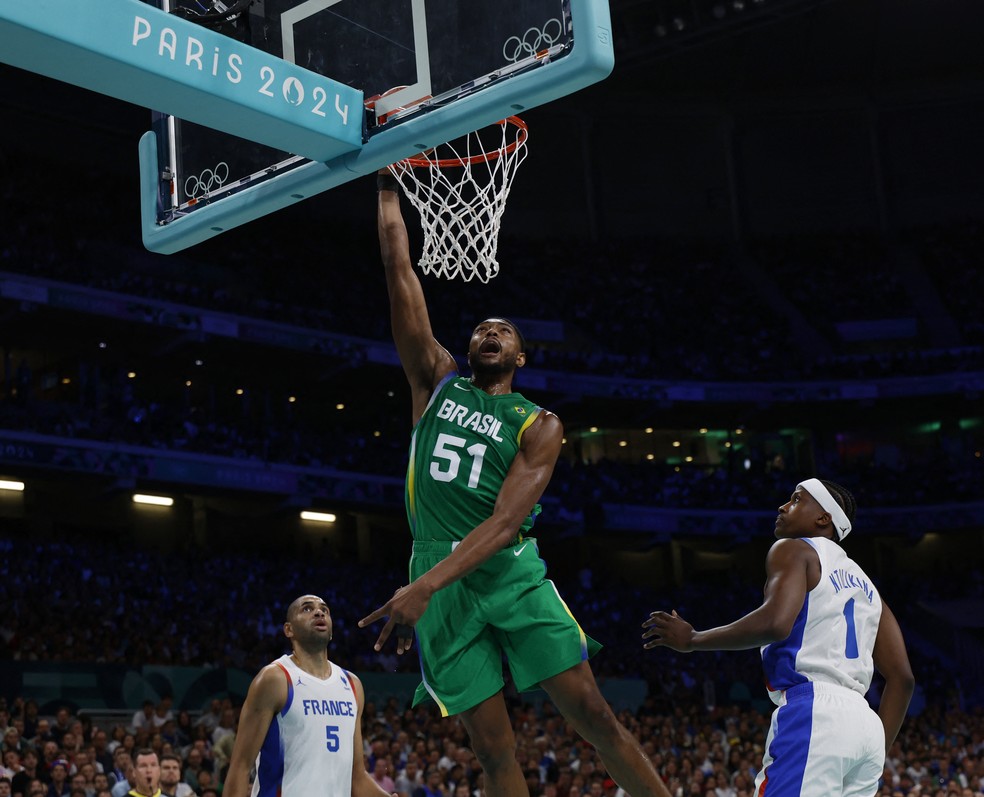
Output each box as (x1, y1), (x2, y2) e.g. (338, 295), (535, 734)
(46, 762), (69, 797)
(396, 758), (425, 797)
(413, 767), (445, 797)
(178, 750), (203, 795)
(108, 752), (131, 797)
(151, 700), (173, 731)
(157, 756), (192, 797)
(129, 707), (153, 738)
(372, 759), (396, 795)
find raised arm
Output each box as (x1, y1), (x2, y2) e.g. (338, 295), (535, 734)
(222, 665), (285, 797)
(871, 601), (914, 752)
(643, 538), (816, 652)
(377, 176), (456, 422)
(360, 411), (564, 650)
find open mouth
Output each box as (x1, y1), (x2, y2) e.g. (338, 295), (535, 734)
(480, 339), (501, 354)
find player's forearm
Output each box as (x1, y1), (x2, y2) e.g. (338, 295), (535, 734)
(415, 517), (521, 595)
(692, 606), (790, 651)
(221, 763), (252, 797)
(377, 191), (411, 274)
(878, 675), (915, 751)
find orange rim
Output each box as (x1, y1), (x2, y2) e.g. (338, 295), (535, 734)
(400, 117), (528, 169)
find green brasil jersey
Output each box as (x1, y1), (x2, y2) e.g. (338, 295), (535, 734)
(407, 374), (543, 542)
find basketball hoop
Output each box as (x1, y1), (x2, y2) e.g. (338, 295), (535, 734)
(388, 117), (529, 283)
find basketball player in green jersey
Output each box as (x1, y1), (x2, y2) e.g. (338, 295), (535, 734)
(360, 173), (672, 797)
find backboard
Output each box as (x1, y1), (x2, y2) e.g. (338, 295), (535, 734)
(140, 0), (613, 253)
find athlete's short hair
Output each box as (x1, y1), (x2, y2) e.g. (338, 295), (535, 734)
(499, 318), (526, 353)
(285, 596), (303, 622)
(817, 479), (857, 527)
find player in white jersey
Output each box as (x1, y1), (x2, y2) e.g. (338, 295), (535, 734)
(224, 595), (395, 797)
(642, 479), (915, 797)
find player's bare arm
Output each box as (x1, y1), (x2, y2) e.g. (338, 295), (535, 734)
(871, 600), (915, 752)
(377, 182), (456, 421)
(359, 411), (563, 651)
(349, 673), (396, 797)
(222, 664), (288, 797)
(642, 537), (818, 652)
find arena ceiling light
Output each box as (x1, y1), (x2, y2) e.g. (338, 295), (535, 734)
(300, 511), (336, 523)
(0, 479), (25, 491)
(132, 493), (175, 507)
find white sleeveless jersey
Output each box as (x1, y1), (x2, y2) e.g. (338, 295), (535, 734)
(761, 537), (882, 704)
(252, 654), (358, 797)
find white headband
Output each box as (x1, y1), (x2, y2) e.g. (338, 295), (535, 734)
(797, 478), (853, 541)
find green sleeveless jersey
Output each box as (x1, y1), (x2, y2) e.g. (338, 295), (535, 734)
(406, 374), (543, 542)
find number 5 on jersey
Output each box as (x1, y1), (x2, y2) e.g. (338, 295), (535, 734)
(430, 432), (487, 488)
(325, 725), (340, 752)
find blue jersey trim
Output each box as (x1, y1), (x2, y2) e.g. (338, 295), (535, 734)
(254, 710), (284, 797)
(761, 682), (813, 795)
(277, 662), (294, 717)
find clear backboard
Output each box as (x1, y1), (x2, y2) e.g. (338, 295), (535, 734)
(140, 0), (613, 253)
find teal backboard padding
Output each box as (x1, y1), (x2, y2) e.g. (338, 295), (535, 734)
(0, 0), (363, 164)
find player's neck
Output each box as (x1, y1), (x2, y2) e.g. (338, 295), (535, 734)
(290, 649), (332, 680)
(470, 375), (514, 395)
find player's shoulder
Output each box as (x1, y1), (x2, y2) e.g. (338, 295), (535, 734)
(241, 659), (292, 712)
(533, 406), (561, 426)
(252, 658), (291, 689)
(767, 537), (822, 564)
(524, 408), (562, 441)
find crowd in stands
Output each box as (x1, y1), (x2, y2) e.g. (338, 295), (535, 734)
(2, 690), (983, 797)
(3, 179), (984, 518)
(0, 385), (410, 477)
(1, 528), (980, 683)
(1, 379), (981, 514)
(1, 528), (982, 797)
(548, 457), (984, 513)
(749, 232), (912, 327)
(3, 161), (984, 383)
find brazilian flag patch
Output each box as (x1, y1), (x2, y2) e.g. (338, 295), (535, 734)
(513, 406), (527, 415)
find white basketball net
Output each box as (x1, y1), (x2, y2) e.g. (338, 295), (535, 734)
(389, 118), (528, 283)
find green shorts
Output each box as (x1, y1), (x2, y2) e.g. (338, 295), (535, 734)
(409, 538), (601, 717)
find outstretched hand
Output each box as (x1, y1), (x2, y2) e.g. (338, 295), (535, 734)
(641, 609), (696, 652)
(359, 582), (432, 655)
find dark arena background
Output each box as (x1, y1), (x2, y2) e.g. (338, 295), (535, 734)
(1, 1), (983, 796)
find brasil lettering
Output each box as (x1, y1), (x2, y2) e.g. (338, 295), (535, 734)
(828, 569), (875, 604)
(130, 16), (350, 126)
(302, 699), (355, 717)
(436, 399), (505, 442)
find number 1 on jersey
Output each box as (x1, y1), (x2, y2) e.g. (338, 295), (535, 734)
(843, 598), (859, 659)
(430, 433), (487, 488)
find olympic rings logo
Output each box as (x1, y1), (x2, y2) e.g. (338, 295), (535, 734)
(184, 162), (230, 199)
(502, 18), (564, 64)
